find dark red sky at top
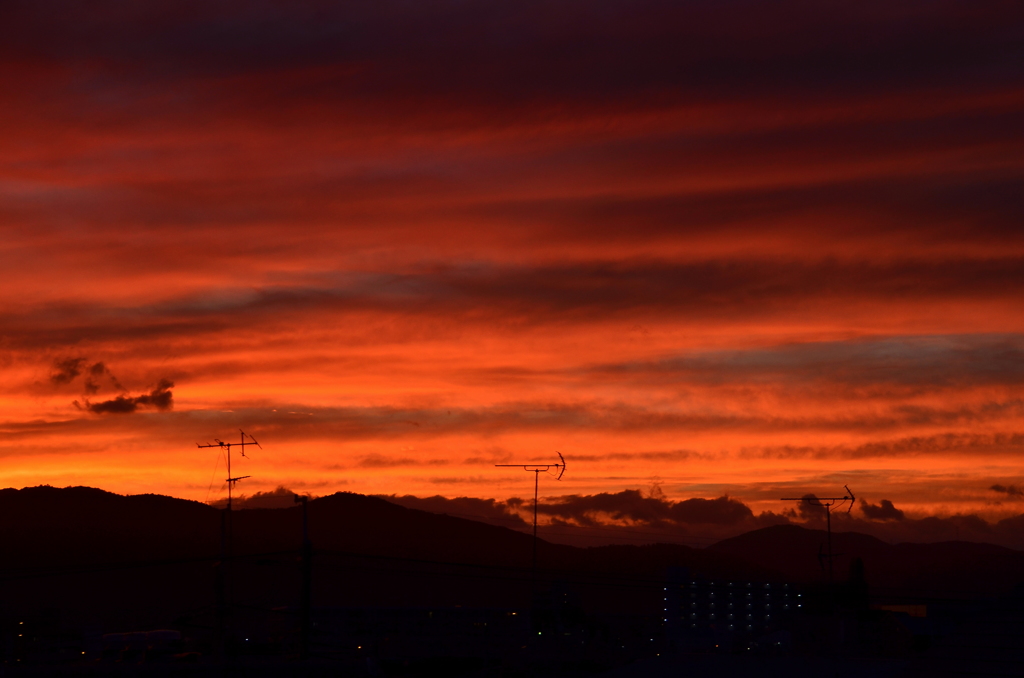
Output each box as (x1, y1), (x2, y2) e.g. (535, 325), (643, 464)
(1, 0), (1024, 546)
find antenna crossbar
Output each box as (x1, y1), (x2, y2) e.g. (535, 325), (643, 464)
(496, 464), (557, 472)
(196, 429), (262, 511)
(781, 485), (855, 593)
(494, 453), (566, 576)
(495, 452), (566, 480)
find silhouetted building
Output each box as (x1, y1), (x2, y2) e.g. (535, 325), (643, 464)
(664, 568), (803, 649)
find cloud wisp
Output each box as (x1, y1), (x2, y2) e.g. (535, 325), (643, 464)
(76, 379), (175, 415)
(7, 267), (1024, 352)
(49, 357), (87, 385)
(990, 484), (1024, 499)
(209, 485), (311, 510)
(382, 490), (1024, 550)
(861, 499), (905, 521)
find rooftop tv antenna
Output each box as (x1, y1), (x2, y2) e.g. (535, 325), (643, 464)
(496, 452), (565, 572)
(196, 429), (262, 658)
(197, 430), (261, 511)
(782, 485), (855, 586)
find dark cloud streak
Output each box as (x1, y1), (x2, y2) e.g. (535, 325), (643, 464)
(589, 335), (1024, 389)
(209, 485), (311, 510)
(83, 361), (125, 395)
(990, 484), (1024, 499)
(6, 261), (1024, 351)
(77, 379), (174, 415)
(750, 432), (1024, 461)
(49, 357), (86, 385)
(537, 489), (754, 527)
(5, 398), (1020, 442)
(4, 1), (1021, 112)
(861, 499), (906, 521)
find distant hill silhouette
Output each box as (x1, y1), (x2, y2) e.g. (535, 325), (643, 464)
(0, 486), (1020, 635)
(0, 486), (769, 577)
(709, 524), (1024, 598)
(0, 486), (771, 629)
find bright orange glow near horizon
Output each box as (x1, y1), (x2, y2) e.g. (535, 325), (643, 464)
(2, 1), (1024, 545)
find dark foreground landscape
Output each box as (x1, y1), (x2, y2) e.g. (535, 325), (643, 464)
(1, 486), (1022, 676)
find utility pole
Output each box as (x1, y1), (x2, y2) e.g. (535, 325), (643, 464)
(294, 494), (312, 661)
(495, 453), (566, 574)
(782, 486), (855, 586)
(197, 430), (261, 658)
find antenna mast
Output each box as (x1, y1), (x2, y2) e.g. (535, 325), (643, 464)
(782, 485), (855, 586)
(495, 452), (566, 573)
(198, 429), (261, 511)
(196, 429), (262, 658)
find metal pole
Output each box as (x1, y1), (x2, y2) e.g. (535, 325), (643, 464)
(494, 454), (565, 583)
(196, 432), (261, 664)
(227, 441), (232, 512)
(296, 495), (312, 661)
(224, 443), (233, 660)
(780, 488), (854, 620)
(826, 503), (833, 585)
(216, 510), (227, 662)
(532, 469), (539, 574)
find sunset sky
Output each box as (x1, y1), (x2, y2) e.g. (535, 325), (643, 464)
(2, 1), (1023, 545)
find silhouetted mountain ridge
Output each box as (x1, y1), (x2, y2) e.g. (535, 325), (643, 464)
(0, 485), (1020, 629)
(0, 486), (776, 627)
(710, 524), (1024, 597)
